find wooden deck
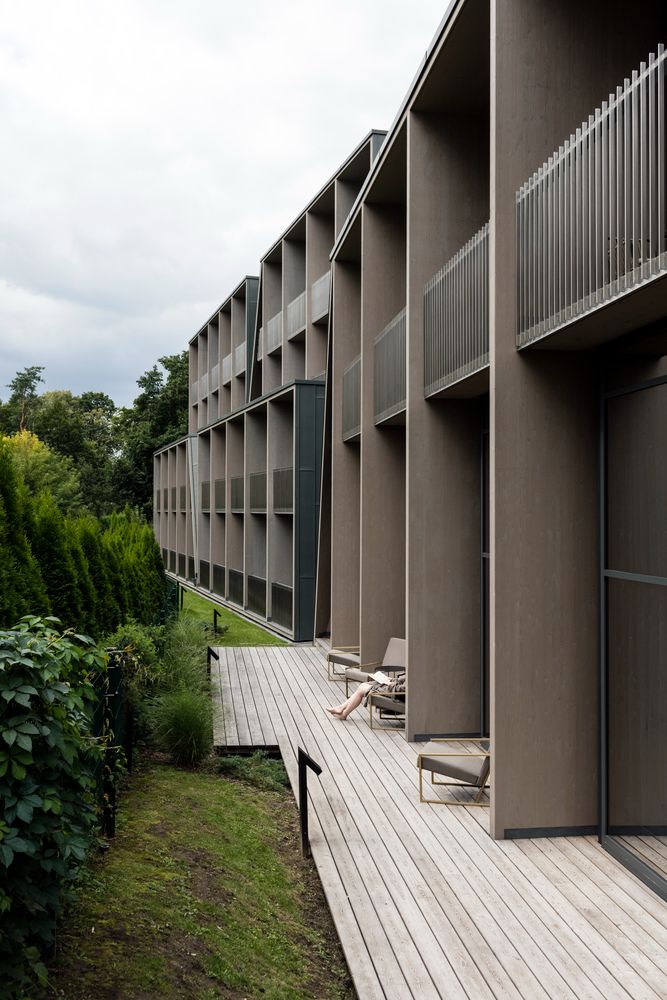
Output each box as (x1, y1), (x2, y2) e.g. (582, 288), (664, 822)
(211, 645), (667, 1000)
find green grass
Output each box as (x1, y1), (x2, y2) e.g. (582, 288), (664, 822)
(48, 759), (354, 1000)
(181, 590), (288, 646)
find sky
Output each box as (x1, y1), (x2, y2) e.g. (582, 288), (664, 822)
(0, 0), (451, 408)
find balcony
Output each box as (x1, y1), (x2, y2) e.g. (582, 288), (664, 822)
(342, 355), (361, 442)
(190, 380), (198, 404)
(200, 372), (209, 398)
(179, 485), (186, 512)
(286, 291), (306, 340)
(234, 342), (246, 377)
(201, 481), (210, 513)
(374, 308), (406, 424)
(222, 353), (232, 385)
(424, 222), (489, 398)
(249, 472), (267, 512)
(312, 270), (331, 323)
(210, 362), (220, 393)
(214, 478), (225, 512)
(265, 311), (282, 354)
(231, 476), (244, 512)
(516, 47), (667, 349)
(273, 467), (293, 513)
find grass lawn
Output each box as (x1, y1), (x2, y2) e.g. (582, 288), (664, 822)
(180, 589), (288, 646)
(48, 755), (354, 1000)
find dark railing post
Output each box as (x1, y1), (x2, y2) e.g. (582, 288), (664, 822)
(179, 584), (184, 610)
(298, 747), (323, 858)
(207, 646), (219, 681)
(213, 608), (220, 634)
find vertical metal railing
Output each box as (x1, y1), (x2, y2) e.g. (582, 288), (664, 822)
(311, 271), (331, 322)
(222, 353), (232, 384)
(374, 308), (406, 424)
(200, 372), (209, 398)
(273, 468), (293, 512)
(342, 356), (361, 441)
(234, 342), (246, 376)
(517, 46), (667, 347)
(201, 481), (210, 513)
(249, 472), (267, 511)
(210, 362), (220, 393)
(286, 291), (307, 339)
(231, 476), (244, 512)
(214, 478), (225, 511)
(266, 311), (283, 353)
(424, 222), (489, 397)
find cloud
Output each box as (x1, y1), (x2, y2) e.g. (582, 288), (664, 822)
(0, 0), (449, 406)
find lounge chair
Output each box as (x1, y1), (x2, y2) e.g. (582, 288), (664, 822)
(417, 739), (490, 806)
(343, 637), (405, 695)
(326, 645), (360, 680)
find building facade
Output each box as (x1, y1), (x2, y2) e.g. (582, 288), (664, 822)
(155, 1), (667, 899)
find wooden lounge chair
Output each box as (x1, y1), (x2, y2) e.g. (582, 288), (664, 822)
(417, 739), (490, 806)
(343, 637), (406, 695)
(326, 645), (360, 680)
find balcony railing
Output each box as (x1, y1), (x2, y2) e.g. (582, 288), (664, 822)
(199, 559), (210, 589)
(273, 467), (293, 513)
(169, 550), (176, 573)
(179, 485), (186, 512)
(210, 362), (220, 393)
(424, 222), (489, 397)
(228, 568), (244, 605)
(178, 553), (186, 577)
(374, 308), (406, 424)
(161, 547), (168, 568)
(249, 472), (267, 512)
(187, 555), (195, 581)
(271, 583), (293, 630)
(190, 380), (198, 403)
(201, 481), (210, 513)
(222, 353), (232, 385)
(517, 47), (667, 347)
(170, 486), (177, 510)
(247, 575), (266, 616)
(200, 372), (209, 398)
(286, 291), (306, 340)
(156, 490), (160, 513)
(163, 487), (168, 510)
(214, 478), (225, 512)
(234, 342), (246, 376)
(342, 355), (361, 442)
(312, 270), (331, 323)
(265, 311), (282, 354)
(231, 476), (244, 512)
(212, 563), (225, 597)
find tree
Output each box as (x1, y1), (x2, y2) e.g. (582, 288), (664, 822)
(2, 431), (83, 513)
(0, 366), (45, 433)
(112, 353), (188, 518)
(0, 441), (49, 625)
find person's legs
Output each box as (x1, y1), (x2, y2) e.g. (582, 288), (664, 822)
(326, 681), (372, 720)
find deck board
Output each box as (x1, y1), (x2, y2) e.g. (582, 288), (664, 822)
(210, 645), (667, 1000)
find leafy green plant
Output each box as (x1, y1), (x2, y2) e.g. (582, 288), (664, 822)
(150, 688), (213, 767)
(216, 751), (290, 792)
(0, 616), (106, 998)
(159, 612), (211, 692)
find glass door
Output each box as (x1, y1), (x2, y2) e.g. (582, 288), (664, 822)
(602, 371), (667, 901)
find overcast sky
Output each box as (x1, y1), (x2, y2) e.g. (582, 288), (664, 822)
(0, 1), (449, 407)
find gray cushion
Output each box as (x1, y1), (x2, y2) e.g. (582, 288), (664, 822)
(419, 743), (490, 786)
(344, 667), (373, 684)
(328, 650), (360, 668)
(370, 693), (405, 714)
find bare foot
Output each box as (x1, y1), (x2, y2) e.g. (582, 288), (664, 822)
(326, 706), (344, 717)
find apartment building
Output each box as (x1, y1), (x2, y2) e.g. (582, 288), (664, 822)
(154, 132), (385, 641)
(153, 0), (667, 899)
(317, 0), (667, 899)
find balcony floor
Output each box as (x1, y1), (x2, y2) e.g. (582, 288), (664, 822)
(211, 646), (667, 1000)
